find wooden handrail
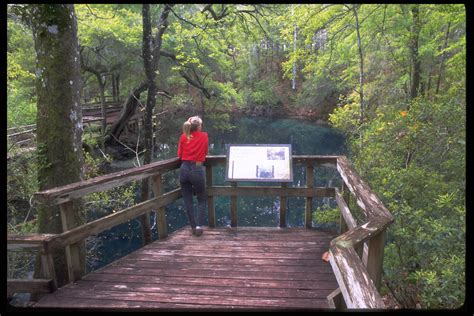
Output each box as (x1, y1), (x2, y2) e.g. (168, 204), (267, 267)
(329, 244), (384, 308)
(327, 156), (394, 309)
(204, 155), (339, 167)
(32, 155), (338, 206)
(7, 234), (55, 251)
(47, 189), (182, 249)
(33, 157), (181, 205)
(336, 156), (392, 219)
(7, 234), (58, 298)
(331, 216), (391, 249)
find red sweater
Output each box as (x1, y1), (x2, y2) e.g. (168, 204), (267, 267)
(177, 131), (208, 162)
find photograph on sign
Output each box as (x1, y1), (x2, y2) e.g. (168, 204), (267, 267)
(226, 144), (293, 182)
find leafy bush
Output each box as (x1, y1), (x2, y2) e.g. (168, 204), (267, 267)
(313, 205), (339, 224)
(245, 77), (281, 108)
(330, 95), (465, 308)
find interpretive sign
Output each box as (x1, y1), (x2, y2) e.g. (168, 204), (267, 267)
(225, 144), (293, 182)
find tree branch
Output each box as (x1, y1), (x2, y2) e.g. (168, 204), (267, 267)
(169, 6), (206, 30)
(85, 4), (116, 19)
(202, 4), (229, 21)
(160, 50), (212, 98)
(151, 4), (174, 70)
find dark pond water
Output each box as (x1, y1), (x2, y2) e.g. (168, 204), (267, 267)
(86, 116), (347, 272)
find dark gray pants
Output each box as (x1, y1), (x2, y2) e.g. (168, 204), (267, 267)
(179, 162), (207, 228)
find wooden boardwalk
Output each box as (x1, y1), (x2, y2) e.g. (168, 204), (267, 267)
(34, 226), (338, 311)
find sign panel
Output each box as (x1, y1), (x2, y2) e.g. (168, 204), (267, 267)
(225, 144), (293, 182)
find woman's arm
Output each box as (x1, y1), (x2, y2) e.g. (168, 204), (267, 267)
(177, 134), (184, 158)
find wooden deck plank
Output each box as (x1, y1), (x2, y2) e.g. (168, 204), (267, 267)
(125, 254), (331, 266)
(47, 280), (333, 299)
(95, 266), (334, 281)
(34, 227), (338, 310)
(82, 273), (338, 290)
(111, 258), (332, 271)
(135, 249), (326, 259)
(38, 288), (329, 309)
(34, 296), (305, 311)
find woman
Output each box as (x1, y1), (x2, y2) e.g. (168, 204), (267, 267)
(177, 116), (208, 236)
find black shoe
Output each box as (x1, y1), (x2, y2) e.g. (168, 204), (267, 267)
(193, 226), (203, 237)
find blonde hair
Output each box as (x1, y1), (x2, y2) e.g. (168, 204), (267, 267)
(183, 116), (203, 141)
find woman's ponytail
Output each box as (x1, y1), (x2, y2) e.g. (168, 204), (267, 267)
(183, 121), (192, 141)
(183, 116), (203, 141)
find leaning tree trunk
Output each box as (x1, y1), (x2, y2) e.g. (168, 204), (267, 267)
(30, 3), (85, 287)
(105, 82), (148, 144)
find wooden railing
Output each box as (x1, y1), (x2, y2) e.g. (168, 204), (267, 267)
(326, 156), (394, 309)
(7, 234), (57, 298)
(7, 155), (393, 309)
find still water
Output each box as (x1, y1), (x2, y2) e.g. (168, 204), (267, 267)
(86, 117), (346, 272)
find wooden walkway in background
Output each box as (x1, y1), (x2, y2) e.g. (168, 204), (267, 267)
(34, 227), (338, 311)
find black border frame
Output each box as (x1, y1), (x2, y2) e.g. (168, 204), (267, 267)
(225, 144), (293, 183)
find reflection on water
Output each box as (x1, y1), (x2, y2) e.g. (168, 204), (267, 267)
(87, 117), (346, 272)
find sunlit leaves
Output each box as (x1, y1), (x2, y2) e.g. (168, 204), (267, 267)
(7, 15), (36, 127)
(75, 4), (142, 48)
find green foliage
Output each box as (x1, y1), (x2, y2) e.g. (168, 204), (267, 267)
(329, 92), (361, 138)
(7, 148), (39, 234)
(313, 205), (339, 224)
(7, 16), (36, 128)
(331, 93), (465, 308)
(246, 77), (281, 107)
(83, 149), (138, 219)
(209, 81), (244, 107)
(76, 4), (142, 48)
(326, 4), (465, 307)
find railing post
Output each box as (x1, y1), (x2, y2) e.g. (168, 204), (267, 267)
(139, 178), (153, 245)
(279, 183), (287, 227)
(340, 182), (350, 234)
(365, 229), (386, 290)
(327, 288), (347, 310)
(230, 182), (238, 227)
(41, 240), (57, 291)
(59, 201), (84, 282)
(341, 181), (365, 260)
(305, 163), (314, 228)
(151, 174), (167, 240)
(206, 164), (215, 228)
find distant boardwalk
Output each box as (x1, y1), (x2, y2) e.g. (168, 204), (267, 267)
(34, 226), (337, 311)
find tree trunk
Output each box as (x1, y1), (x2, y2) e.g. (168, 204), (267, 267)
(200, 91), (205, 118)
(112, 73), (117, 102)
(139, 4), (173, 245)
(436, 21), (451, 95)
(409, 4), (421, 101)
(291, 5), (297, 91)
(427, 63), (433, 99)
(97, 74), (107, 136)
(140, 4), (156, 245)
(116, 73), (120, 102)
(30, 4), (85, 287)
